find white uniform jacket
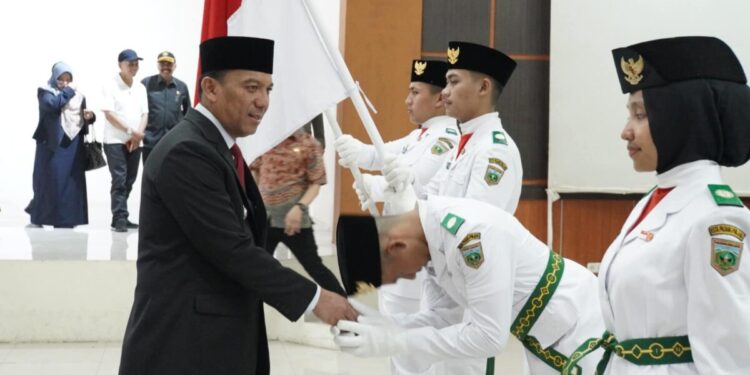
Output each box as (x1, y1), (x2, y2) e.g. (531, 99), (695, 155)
(599, 160), (750, 374)
(355, 115), (459, 200)
(422, 112), (522, 214)
(395, 196), (604, 374)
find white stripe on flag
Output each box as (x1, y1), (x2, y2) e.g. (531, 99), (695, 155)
(229, 0), (348, 162)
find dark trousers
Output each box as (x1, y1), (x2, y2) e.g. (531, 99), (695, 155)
(104, 144), (141, 224)
(265, 227), (346, 296)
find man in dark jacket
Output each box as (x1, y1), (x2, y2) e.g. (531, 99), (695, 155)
(140, 51), (191, 164)
(118, 36), (357, 375)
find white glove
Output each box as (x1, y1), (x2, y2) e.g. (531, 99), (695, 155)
(334, 320), (408, 357)
(383, 154), (414, 193)
(348, 298), (396, 327)
(352, 175), (375, 212)
(335, 134), (365, 168)
(383, 182), (417, 214)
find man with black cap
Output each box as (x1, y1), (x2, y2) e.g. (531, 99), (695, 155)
(332, 191), (604, 374)
(334, 59), (459, 375)
(140, 51), (191, 164)
(118, 36), (357, 375)
(411, 41), (523, 214)
(102, 48), (149, 232)
(375, 42), (525, 374)
(562, 36), (750, 375)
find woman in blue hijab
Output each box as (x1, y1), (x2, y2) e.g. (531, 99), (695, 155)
(26, 62), (96, 228)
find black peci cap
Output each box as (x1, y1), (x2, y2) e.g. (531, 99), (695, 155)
(411, 59), (448, 88)
(200, 36), (274, 74)
(336, 215), (382, 295)
(612, 36), (746, 94)
(446, 41), (516, 88)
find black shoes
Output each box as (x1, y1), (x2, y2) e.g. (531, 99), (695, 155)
(113, 219), (128, 233)
(112, 219), (139, 232)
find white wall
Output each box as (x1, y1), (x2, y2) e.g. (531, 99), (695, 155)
(549, 0), (750, 194)
(0, 0), (341, 232)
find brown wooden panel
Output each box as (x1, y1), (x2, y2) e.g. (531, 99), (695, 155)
(515, 199), (547, 242)
(497, 60), (549, 180)
(554, 199), (638, 267)
(336, 0), (422, 216)
(495, 0), (550, 54)
(421, 0), (490, 51)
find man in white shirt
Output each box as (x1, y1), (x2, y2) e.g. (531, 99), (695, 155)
(101, 49), (148, 232)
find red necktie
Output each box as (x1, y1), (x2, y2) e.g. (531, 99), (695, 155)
(627, 187), (674, 234)
(230, 144), (246, 190)
(418, 128), (428, 140)
(454, 133), (473, 159)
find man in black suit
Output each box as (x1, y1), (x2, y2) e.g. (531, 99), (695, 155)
(118, 36), (357, 375)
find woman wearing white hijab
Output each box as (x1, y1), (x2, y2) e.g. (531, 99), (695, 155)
(26, 62), (96, 228)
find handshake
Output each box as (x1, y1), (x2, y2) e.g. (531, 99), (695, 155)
(334, 135), (417, 214)
(331, 298), (408, 357)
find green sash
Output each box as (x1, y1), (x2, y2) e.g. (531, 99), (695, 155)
(494, 250), (580, 373)
(562, 331), (693, 374)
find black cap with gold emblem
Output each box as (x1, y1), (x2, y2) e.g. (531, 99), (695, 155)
(446, 41), (516, 88)
(411, 59), (448, 88)
(613, 36), (750, 173)
(200, 36), (274, 74)
(336, 215), (382, 295)
(612, 36), (746, 94)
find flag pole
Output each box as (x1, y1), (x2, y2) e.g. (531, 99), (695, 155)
(323, 108), (380, 216)
(301, 0), (388, 166)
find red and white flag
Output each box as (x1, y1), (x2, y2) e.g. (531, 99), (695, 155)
(198, 0), (348, 161)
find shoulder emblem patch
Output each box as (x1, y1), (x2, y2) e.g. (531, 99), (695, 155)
(458, 232), (484, 269)
(441, 213), (465, 235)
(492, 131), (508, 145)
(431, 137), (456, 155)
(708, 184), (744, 207)
(446, 128), (458, 136)
(709, 224), (745, 276)
(484, 158), (508, 186)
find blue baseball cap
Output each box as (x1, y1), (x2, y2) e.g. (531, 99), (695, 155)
(118, 49), (143, 62)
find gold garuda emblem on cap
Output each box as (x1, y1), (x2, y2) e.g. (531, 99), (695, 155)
(620, 55), (644, 85)
(447, 46), (460, 64)
(355, 281), (377, 295)
(414, 61), (427, 76)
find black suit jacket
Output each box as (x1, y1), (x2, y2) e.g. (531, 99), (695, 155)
(119, 108), (317, 375)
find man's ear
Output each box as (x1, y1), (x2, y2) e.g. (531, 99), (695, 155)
(383, 238), (408, 258)
(200, 77), (218, 103)
(478, 77), (492, 98)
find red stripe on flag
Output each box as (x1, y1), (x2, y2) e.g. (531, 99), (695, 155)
(194, 0), (242, 105)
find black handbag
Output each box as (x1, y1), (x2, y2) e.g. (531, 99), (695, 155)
(83, 124), (107, 171)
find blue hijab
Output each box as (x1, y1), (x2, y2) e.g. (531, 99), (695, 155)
(41, 61), (73, 94)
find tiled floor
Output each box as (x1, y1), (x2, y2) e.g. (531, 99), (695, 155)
(0, 341), (388, 375)
(0, 339), (525, 374)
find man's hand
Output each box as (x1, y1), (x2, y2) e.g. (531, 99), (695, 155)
(313, 289), (358, 326)
(352, 174), (375, 211)
(334, 134), (364, 168)
(383, 154), (414, 193)
(284, 205), (302, 235)
(333, 320), (407, 357)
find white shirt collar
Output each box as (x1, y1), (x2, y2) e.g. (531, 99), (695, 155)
(459, 112), (499, 134)
(421, 115), (453, 129)
(655, 159), (721, 188)
(115, 73), (134, 89)
(195, 103), (235, 149)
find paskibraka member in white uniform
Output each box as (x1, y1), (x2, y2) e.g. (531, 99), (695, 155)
(334, 195), (605, 375)
(563, 36), (750, 375)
